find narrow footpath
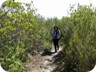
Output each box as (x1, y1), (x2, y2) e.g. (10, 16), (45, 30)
(26, 46), (63, 72)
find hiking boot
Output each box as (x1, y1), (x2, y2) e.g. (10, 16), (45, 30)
(57, 46), (59, 50)
(55, 50), (57, 53)
(56, 47), (59, 51)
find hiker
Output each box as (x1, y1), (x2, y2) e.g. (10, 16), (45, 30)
(52, 26), (61, 52)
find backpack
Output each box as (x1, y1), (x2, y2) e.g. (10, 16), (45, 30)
(52, 29), (61, 39)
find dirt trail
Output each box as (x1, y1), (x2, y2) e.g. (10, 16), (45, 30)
(26, 46), (63, 72)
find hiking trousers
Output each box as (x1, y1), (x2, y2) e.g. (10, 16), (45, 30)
(53, 39), (59, 52)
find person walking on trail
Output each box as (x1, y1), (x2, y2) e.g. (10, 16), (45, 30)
(52, 26), (61, 53)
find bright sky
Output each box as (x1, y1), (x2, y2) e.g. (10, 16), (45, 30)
(0, 0), (96, 19)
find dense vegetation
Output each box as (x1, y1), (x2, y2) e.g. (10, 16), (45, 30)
(0, 0), (96, 72)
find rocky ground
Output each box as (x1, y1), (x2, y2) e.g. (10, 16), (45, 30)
(26, 46), (63, 72)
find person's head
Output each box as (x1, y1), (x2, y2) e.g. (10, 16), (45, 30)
(54, 26), (58, 30)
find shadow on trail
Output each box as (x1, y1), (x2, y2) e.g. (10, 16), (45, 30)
(41, 49), (55, 56)
(51, 46), (67, 72)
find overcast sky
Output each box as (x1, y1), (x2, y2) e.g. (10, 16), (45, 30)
(0, 0), (96, 19)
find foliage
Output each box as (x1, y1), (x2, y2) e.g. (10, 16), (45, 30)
(0, 0), (96, 72)
(61, 6), (96, 72)
(0, 0), (40, 71)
